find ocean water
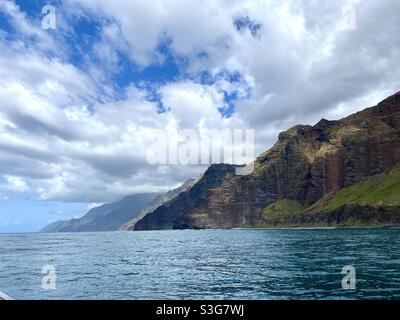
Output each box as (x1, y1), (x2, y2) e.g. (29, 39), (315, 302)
(1, 228), (400, 300)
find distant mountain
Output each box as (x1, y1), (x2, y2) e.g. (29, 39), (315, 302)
(134, 91), (400, 229)
(120, 179), (197, 231)
(40, 194), (159, 233)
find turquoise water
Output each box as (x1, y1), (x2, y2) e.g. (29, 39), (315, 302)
(1, 228), (400, 300)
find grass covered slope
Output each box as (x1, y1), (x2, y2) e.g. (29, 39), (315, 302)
(260, 166), (400, 227)
(307, 166), (400, 211)
(262, 200), (304, 219)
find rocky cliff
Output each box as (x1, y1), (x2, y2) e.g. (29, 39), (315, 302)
(134, 164), (239, 230)
(135, 91), (400, 229)
(121, 179), (197, 230)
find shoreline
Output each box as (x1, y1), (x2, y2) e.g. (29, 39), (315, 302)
(2, 225), (400, 235)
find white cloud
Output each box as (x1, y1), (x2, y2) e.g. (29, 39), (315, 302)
(66, 0), (400, 123)
(0, 0), (58, 52)
(4, 175), (30, 193)
(86, 202), (104, 210)
(0, 31), (238, 202)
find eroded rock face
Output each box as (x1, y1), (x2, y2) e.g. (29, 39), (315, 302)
(136, 92), (400, 229)
(121, 179), (196, 231)
(134, 164), (238, 230)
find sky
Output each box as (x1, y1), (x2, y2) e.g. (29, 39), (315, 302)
(0, 0), (399, 232)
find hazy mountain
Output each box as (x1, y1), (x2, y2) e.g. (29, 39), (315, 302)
(40, 193), (159, 232)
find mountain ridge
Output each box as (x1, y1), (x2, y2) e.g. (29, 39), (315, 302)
(40, 193), (159, 232)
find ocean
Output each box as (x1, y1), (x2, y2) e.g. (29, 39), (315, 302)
(1, 228), (400, 300)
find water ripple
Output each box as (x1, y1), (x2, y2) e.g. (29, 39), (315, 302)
(0, 229), (399, 299)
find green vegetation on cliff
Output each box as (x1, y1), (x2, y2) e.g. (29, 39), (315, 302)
(306, 166), (400, 213)
(259, 166), (400, 227)
(262, 200), (304, 218)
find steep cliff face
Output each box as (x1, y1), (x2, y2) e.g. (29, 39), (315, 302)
(134, 164), (238, 230)
(120, 179), (196, 231)
(136, 91), (400, 230)
(176, 125), (321, 228)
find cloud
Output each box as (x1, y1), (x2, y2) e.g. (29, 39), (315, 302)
(0, 0), (59, 52)
(0, 24), (237, 202)
(0, 0), (399, 205)
(4, 175), (30, 192)
(232, 0), (400, 130)
(67, 0), (400, 127)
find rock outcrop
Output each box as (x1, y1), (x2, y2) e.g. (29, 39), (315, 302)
(121, 179), (197, 231)
(134, 164), (239, 230)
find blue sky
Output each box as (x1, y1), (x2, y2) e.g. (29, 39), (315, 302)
(0, 0), (399, 232)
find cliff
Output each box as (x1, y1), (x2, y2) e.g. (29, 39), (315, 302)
(120, 179), (197, 230)
(134, 164), (239, 230)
